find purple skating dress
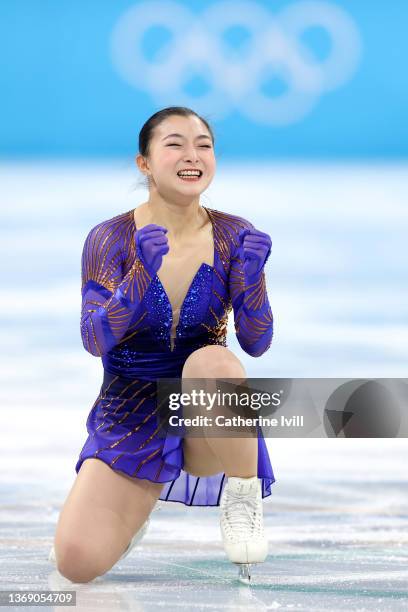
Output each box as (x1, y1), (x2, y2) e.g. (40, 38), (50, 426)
(75, 206), (276, 505)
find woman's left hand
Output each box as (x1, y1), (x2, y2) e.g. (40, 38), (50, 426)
(239, 228), (272, 278)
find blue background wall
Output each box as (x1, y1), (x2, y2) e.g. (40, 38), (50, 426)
(1, 0), (407, 158)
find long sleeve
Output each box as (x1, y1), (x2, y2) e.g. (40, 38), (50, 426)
(228, 226), (274, 357)
(80, 220), (154, 357)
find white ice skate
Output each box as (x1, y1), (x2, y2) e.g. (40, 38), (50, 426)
(220, 475), (268, 584)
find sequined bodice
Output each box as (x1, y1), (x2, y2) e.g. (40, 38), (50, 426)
(143, 261), (215, 353)
(134, 208), (215, 351)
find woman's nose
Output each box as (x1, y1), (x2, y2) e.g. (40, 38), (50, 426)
(182, 147), (200, 161)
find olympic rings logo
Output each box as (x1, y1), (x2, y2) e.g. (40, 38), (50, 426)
(109, 0), (362, 125)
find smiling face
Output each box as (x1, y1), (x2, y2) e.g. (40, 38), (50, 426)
(136, 114), (216, 199)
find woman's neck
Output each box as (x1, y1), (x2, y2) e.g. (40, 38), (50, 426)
(138, 197), (207, 237)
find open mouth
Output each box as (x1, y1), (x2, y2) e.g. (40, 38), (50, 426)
(176, 170), (203, 182)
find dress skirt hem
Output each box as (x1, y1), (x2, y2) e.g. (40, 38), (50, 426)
(75, 455), (275, 507)
(74, 427), (276, 507)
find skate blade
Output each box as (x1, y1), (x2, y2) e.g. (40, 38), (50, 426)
(236, 563), (251, 584)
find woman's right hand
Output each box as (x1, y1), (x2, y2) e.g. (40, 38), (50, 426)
(135, 224), (169, 276)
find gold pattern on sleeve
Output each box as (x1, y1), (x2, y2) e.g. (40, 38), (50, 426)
(229, 255), (267, 311)
(243, 271), (267, 310)
(125, 259), (153, 301)
(213, 266), (226, 287)
(234, 306), (273, 345)
(81, 216), (125, 293)
(80, 210), (155, 356)
(203, 207), (252, 273)
(88, 317), (103, 357)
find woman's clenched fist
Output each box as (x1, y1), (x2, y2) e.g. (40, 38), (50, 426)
(135, 224), (169, 276)
(238, 227), (272, 280)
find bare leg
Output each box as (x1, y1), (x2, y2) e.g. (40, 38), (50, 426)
(53, 458), (164, 583)
(181, 348), (266, 581)
(181, 346), (257, 478)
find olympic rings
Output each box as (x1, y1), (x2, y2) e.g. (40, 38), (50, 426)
(110, 0), (362, 125)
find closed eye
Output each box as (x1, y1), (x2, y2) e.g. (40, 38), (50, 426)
(166, 144), (212, 148)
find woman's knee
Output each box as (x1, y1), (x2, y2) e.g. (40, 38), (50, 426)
(55, 538), (108, 583)
(53, 459), (161, 583)
(182, 345), (246, 378)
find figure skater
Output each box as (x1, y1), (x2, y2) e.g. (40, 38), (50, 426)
(49, 106), (275, 584)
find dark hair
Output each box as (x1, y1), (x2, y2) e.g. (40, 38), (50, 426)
(139, 106), (215, 158)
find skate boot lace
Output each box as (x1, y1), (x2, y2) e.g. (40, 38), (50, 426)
(222, 490), (263, 542)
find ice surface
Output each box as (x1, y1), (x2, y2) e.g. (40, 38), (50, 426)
(1, 469), (407, 611)
(0, 162), (407, 610)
